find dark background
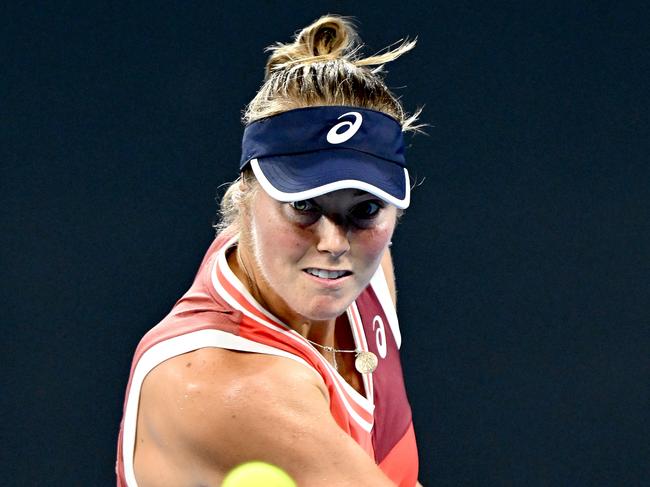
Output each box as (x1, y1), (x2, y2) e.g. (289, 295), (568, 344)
(3, 2), (648, 485)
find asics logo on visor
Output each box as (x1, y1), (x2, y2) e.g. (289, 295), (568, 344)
(326, 112), (363, 144)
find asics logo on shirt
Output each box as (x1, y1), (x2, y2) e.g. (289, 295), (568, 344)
(373, 315), (388, 358)
(326, 112), (363, 144)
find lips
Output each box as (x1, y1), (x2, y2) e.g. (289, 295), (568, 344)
(304, 268), (351, 279)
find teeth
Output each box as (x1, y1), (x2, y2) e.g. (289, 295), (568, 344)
(306, 268), (348, 279)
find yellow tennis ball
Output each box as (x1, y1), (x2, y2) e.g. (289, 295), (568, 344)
(222, 461), (297, 487)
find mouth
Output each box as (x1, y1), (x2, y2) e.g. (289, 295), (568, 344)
(303, 268), (352, 280)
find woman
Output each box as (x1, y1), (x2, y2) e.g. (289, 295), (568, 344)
(117, 15), (424, 486)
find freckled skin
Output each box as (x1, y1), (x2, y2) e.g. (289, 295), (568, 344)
(235, 188), (397, 332)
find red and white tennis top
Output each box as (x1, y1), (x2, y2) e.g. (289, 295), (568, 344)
(116, 232), (418, 486)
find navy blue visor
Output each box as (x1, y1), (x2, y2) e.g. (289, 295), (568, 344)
(240, 106), (410, 209)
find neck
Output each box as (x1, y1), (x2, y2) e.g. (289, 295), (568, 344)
(298, 320), (337, 348)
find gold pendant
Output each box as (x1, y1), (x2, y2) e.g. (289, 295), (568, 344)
(355, 351), (378, 374)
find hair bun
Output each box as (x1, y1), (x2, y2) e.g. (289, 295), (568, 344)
(265, 16), (356, 78)
(298, 17), (353, 56)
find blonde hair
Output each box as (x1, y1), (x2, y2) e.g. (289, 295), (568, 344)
(216, 14), (421, 234)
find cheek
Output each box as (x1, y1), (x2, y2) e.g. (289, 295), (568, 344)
(254, 206), (310, 262)
(274, 229), (309, 259)
(356, 220), (395, 260)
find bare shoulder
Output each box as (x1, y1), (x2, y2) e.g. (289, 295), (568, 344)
(134, 347), (393, 486)
(135, 347), (326, 471)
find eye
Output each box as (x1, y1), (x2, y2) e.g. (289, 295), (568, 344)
(287, 200), (322, 225)
(350, 200), (383, 220)
(290, 200), (317, 212)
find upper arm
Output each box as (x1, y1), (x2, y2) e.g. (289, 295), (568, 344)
(380, 248), (397, 306)
(134, 347), (395, 487)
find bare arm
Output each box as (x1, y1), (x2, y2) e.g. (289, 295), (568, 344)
(134, 347), (397, 487)
(381, 249), (425, 487)
(380, 247), (397, 306)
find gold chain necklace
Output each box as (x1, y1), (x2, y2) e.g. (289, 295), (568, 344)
(305, 338), (378, 374)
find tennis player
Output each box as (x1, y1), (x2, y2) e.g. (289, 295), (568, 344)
(117, 15), (424, 486)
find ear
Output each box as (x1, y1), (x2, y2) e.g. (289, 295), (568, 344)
(236, 177), (254, 220)
(238, 172), (250, 192)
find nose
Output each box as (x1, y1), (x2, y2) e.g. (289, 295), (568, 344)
(316, 216), (350, 258)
